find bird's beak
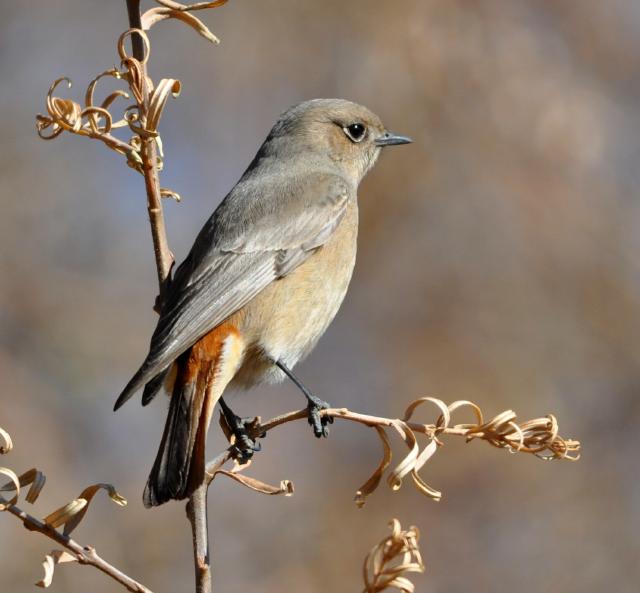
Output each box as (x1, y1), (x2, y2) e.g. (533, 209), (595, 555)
(375, 131), (413, 146)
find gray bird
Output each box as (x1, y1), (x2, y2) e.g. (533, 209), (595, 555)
(114, 98), (411, 507)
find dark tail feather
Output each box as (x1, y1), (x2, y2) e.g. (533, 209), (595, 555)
(142, 366), (172, 406)
(143, 362), (211, 508)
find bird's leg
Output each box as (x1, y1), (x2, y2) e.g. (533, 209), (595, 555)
(218, 397), (262, 462)
(275, 361), (333, 438)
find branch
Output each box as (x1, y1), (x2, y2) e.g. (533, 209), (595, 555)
(1, 428), (151, 592)
(4, 503), (152, 593)
(122, 3), (225, 593)
(125, 0), (174, 296)
(206, 399), (581, 506)
(186, 485), (211, 593)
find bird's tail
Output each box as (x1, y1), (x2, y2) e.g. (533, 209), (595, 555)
(143, 324), (244, 507)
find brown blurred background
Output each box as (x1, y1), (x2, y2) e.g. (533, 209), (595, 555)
(1, 1), (639, 592)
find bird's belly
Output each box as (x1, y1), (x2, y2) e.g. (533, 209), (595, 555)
(232, 202), (358, 387)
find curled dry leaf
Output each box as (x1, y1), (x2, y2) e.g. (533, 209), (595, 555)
(36, 550), (78, 589)
(155, 0), (229, 11)
(160, 187), (182, 201)
(363, 519), (425, 593)
(62, 483), (127, 536)
(147, 78), (181, 134)
(1, 466), (46, 510)
(117, 28), (151, 65)
(1, 427), (14, 454)
(143, 0), (229, 43)
(354, 397), (579, 506)
(0, 467), (20, 510)
(43, 499), (88, 529)
(355, 426), (392, 508)
(142, 7), (221, 44)
(213, 460), (294, 497)
(40, 483), (126, 533)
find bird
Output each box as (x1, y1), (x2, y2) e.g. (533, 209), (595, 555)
(114, 98), (411, 507)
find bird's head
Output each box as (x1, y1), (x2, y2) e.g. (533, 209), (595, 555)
(267, 98), (412, 182)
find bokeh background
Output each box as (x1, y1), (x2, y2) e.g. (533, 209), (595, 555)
(2, 1), (639, 592)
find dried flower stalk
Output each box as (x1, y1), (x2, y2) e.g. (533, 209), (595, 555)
(36, 0), (228, 297)
(209, 397), (580, 506)
(0, 426), (149, 592)
(363, 519), (425, 593)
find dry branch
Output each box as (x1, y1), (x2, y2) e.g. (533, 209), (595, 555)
(208, 398), (580, 506)
(0, 426), (150, 592)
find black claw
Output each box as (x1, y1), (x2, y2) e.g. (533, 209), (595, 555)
(306, 395), (331, 439)
(219, 398), (263, 462)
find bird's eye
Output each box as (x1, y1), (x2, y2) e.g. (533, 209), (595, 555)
(344, 122), (366, 142)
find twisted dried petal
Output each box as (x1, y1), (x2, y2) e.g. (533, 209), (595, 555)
(355, 426), (392, 508)
(213, 469), (294, 496)
(0, 427), (12, 454)
(81, 107), (113, 135)
(403, 397), (452, 431)
(160, 188), (182, 202)
(386, 420), (419, 491)
(409, 440), (442, 501)
(35, 550), (77, 588)
(41, 483), (126, 533)
(0, 468), (45, 508)
(121, 57), (146, 105)
(147, 78), (181, 133)
(117, 28), (150, 64)
(155, 0), (228, 10)
(44, 79), (84, 133)
(101, 91), (130, 116)
(62, 483), (127, 536)
(35, 115), (64, 140)
(0, 466), (20, 510)
(43, 499), (88, 529)
(445, 399), (484, 427)
(85, 68), (123, 109)
(142, 7), (220, 44)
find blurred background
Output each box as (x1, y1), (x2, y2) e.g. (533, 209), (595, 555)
(1, 1), (639, 592)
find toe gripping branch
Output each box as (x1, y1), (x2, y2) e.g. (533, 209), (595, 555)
(219, 398), (264, 462)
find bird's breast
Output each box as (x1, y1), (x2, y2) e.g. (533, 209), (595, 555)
(232, 199), (359, 387)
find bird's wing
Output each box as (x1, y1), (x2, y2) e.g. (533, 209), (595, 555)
(114, 173), (352, 409)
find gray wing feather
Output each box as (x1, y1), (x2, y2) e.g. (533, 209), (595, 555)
(115, 172), (352, 409)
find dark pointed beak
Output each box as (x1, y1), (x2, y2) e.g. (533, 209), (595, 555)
(375, 131), (413, 146)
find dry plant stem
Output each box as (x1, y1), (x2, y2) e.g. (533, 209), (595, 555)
(186, 485), (211, 593)
(126, 0), (173, 294)
(124, 3), (209, 592)
(5, 503), (152, 593)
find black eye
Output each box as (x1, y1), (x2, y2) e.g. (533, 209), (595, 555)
(344, 122), (366, 142)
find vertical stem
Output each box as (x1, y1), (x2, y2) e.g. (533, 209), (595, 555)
(124, 4), (210, 592)
(125, 0), (174, 295)
(186, 483), (212, 593)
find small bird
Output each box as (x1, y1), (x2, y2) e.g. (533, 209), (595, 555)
(114, 99), (411, 507)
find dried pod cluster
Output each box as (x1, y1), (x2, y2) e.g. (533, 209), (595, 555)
(363, 519), (425, 593)
(36, 0), (228, 202)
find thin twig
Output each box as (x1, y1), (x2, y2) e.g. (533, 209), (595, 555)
(125, 0), (174, 295)
(4, 503), (152, 593)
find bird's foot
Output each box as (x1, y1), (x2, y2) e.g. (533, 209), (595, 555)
(306, 394), (333, 438)
(219, 399), (264, 462)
